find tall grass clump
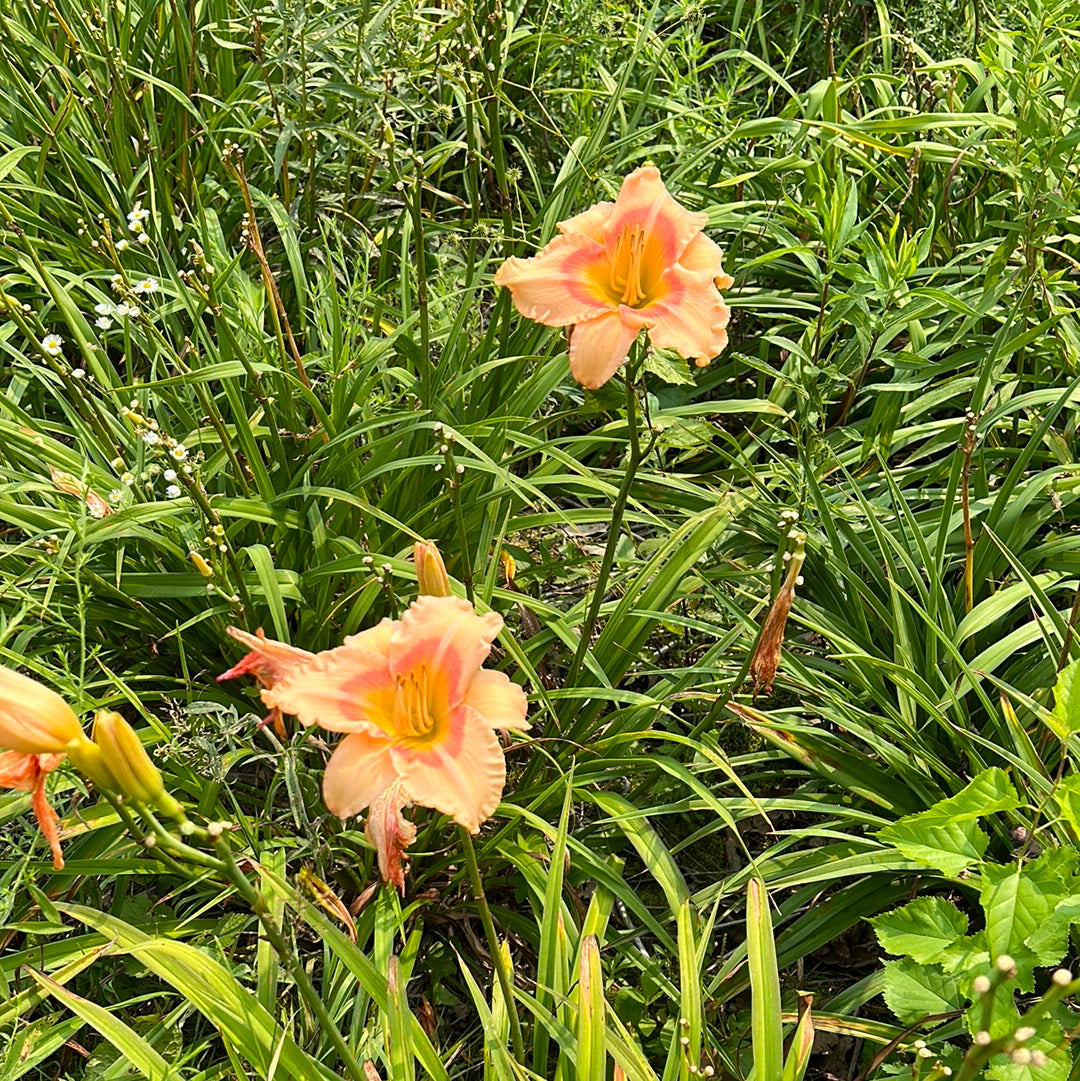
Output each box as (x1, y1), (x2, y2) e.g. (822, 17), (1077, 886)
(0, 0), (1079, 1077)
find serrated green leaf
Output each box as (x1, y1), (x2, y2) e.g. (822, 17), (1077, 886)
(939, 933), (989, 974)
(644, 349), (696, 385)
(871, 897), (968, 964)
(881, 959), (967, 1025)
(1046, 658), (1080, 740)
(877, 769), (1020, 876)
(1026, 896), (1080, 964)
(981, 851), (1074, 987)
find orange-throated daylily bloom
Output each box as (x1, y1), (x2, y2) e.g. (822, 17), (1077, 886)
(229, 595), (529, 888)
(494, 165), (733, 390)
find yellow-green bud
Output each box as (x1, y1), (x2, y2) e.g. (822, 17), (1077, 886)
(414, 540), (451, 597)
(93, 711), (180, 814)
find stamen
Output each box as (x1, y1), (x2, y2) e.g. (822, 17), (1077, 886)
(609, 226), (648, 307)
(395, 664), (437, 739)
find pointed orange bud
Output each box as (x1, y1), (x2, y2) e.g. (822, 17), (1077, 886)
(0, 664), (84, 755)
(414, 541), (451, 597)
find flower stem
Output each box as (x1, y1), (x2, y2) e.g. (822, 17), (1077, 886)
(211, 834), (368, 1081)
(457, 825), (525, 1063)
(565, 365), (643, 687)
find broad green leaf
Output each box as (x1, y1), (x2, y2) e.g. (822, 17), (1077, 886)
(1054, 774), (1080, 836)
(1025, 896), (1080, 965)
(881, 959), (967, 1025)
(1046, 658), (1080, 739)
(57, 903), (340, 1081)
(980, 850), (1076, 987)
(27, 969), (180, 1081)
(877, 769), (1020, 876)
(870, 897), (968, 964)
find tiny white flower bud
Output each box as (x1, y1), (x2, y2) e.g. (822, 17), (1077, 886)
(1053, 968), (1073, 986)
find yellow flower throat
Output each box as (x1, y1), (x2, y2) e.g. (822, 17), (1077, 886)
(610, 225), (649, 308)
(394, 665), (439, 743)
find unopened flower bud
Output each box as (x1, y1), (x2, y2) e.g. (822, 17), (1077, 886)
(996, 954), (1016, 976)
(974, 1031), (992, 1046)
(414, 541), (451, 597)
(93, 710), (180, 814)
(973, 975), (992, 994)
(0, 664), (85, 754)
(1014, 1027), (1035, 1042)
(1053, 968), (1073, 985)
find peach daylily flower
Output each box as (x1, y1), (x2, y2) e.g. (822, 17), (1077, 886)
(257, 596), (529, 875)
(0, 751), (66, 869)
(494, 165), (733, 390)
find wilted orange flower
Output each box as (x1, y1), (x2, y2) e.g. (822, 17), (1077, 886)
(218, 627), (315, 737)
(0, 751), (66, 869)
(494, 165), (733, 389)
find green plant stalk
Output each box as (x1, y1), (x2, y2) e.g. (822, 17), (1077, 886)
(565, 363), (643, 689)
(457, 825), (525, 1063)
(210, 833), (368, 1081)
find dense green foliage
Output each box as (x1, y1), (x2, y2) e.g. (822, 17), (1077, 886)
(2, 0), (1080, 1077)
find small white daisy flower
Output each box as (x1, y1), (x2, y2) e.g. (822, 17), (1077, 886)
(133, 278), (157, 294)
(163, 468), (177, 481)
(137, 232), (149, 244)
(165, 484), (182, 499)
(95, 316), (112, 329)
(94, 302), (113, 316)
(116, 303), (139, 318)
(120, 471), (135, 486)
(169, 444), (188, 461)
(115, 238), (129, 251)
(108, 488), (124, 503)
(71, 368), (86, 379)
(142, 431), (161, 446)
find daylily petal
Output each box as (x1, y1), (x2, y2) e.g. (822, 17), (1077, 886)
(219, 627), (315, 686)
(0, 751), (65, 869)
(642, 266), (731, 365)
(31, 770), (63, 870)
(365, 781), (417, 893)
(389, 596), (503, 708)
(557, 201), (615, 243)
(679, 232), (734, 291)
(494, 234), (613, 326)
(264, 637), (397, 735)
(343, 617), (396, 659)
(322, 731), (398, 818)
(0, 665), (84, 755)
(464, 670), (530, 731)
(602, 165), (707, 269)
(394, 706), (506, 833)
(568, 311), (641, 390)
